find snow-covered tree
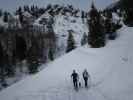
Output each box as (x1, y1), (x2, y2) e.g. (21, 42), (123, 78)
(104, 10), (113, 33)
(81, 33), (88, 46)
(103, 9), (122, 40)
(3, 11), (8, 23)
(120, 0), (133, 25)
(16, 7), (24, 24)
(66, 31), (76, 53)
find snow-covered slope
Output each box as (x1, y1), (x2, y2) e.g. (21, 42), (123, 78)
(54, 15), (88, 55)
(34, 12), (89, 56)
(0, 26), (133, 100)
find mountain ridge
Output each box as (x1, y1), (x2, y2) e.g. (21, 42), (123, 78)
(0, 0), (118, 12)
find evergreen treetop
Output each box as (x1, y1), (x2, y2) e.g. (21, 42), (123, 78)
(88, 3), (105, 48)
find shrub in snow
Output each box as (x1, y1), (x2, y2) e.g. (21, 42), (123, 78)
(48, 48), (54, 61)
(28, 60), (39, 74)
(0, 77), (8, 88)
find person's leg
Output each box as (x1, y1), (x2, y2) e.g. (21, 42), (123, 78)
(73, 80), (76, 87)
(84, 78), (88, 87)
(75, 81), (78, 88)
(85, 78), (88, 87)
(84, 78), (86, 87)
(85, 80), (87, 87)
(74, 80), (77, 88)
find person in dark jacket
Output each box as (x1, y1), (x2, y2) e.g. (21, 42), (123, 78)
(82, 69), (90, 88)
(71, 70), (79, 89)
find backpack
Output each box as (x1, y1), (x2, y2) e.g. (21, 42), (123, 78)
(83, 71), (89, 78)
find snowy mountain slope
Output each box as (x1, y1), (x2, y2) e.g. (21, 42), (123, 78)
(34, 12), (89, 56)
(0, 0), (118, 12)
(0, 26), (133, 100)
(53, 15), (88, 55)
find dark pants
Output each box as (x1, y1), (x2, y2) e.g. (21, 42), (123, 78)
(73, 79), (78, 88)
(84, 77), (88, 87)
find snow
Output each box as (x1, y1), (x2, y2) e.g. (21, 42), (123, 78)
(53, 15), (88, 56)
(23, 11), (33, 18)
(0, 14), (22, 29)
(35, 13), (51, 24)
(34, 13), (88, 56)
(0, 25), (133, 100)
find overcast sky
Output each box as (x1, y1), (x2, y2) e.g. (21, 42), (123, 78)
(0, 0), (118, 12)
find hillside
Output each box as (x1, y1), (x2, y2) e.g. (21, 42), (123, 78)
(0, 25), (133, 100)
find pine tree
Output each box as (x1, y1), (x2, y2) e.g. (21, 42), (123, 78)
(48, 48), (54, 61)
(0, 26), (4, 33)
(81, 33), (88, 46)
(15, 35), (27, 61)
(24, 5), (30, 12)
(0, 69), (8, 88)
(27, 47), (39, 74)
(103, 9), (122, 40)
(3, 54), (15, 77)
(0, 42), (4, 72)
(46, 4), (52, 10)
(3, 12), (8, 23)
(0, 41), (15, 78)
(104, 10), (116, 40)
(66, 31), (76, 53)
(27, 38), (39, 74)
(120, 0), (133, 25)
(0, 43), (7, 87)
(17, 7), (23, 24)
(17, 6), (22, 15)
(81, 11), (85, 23)
(0, 42), (4, 73)
(104, 10), (113, 33)
(88, 3), (105, 48)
